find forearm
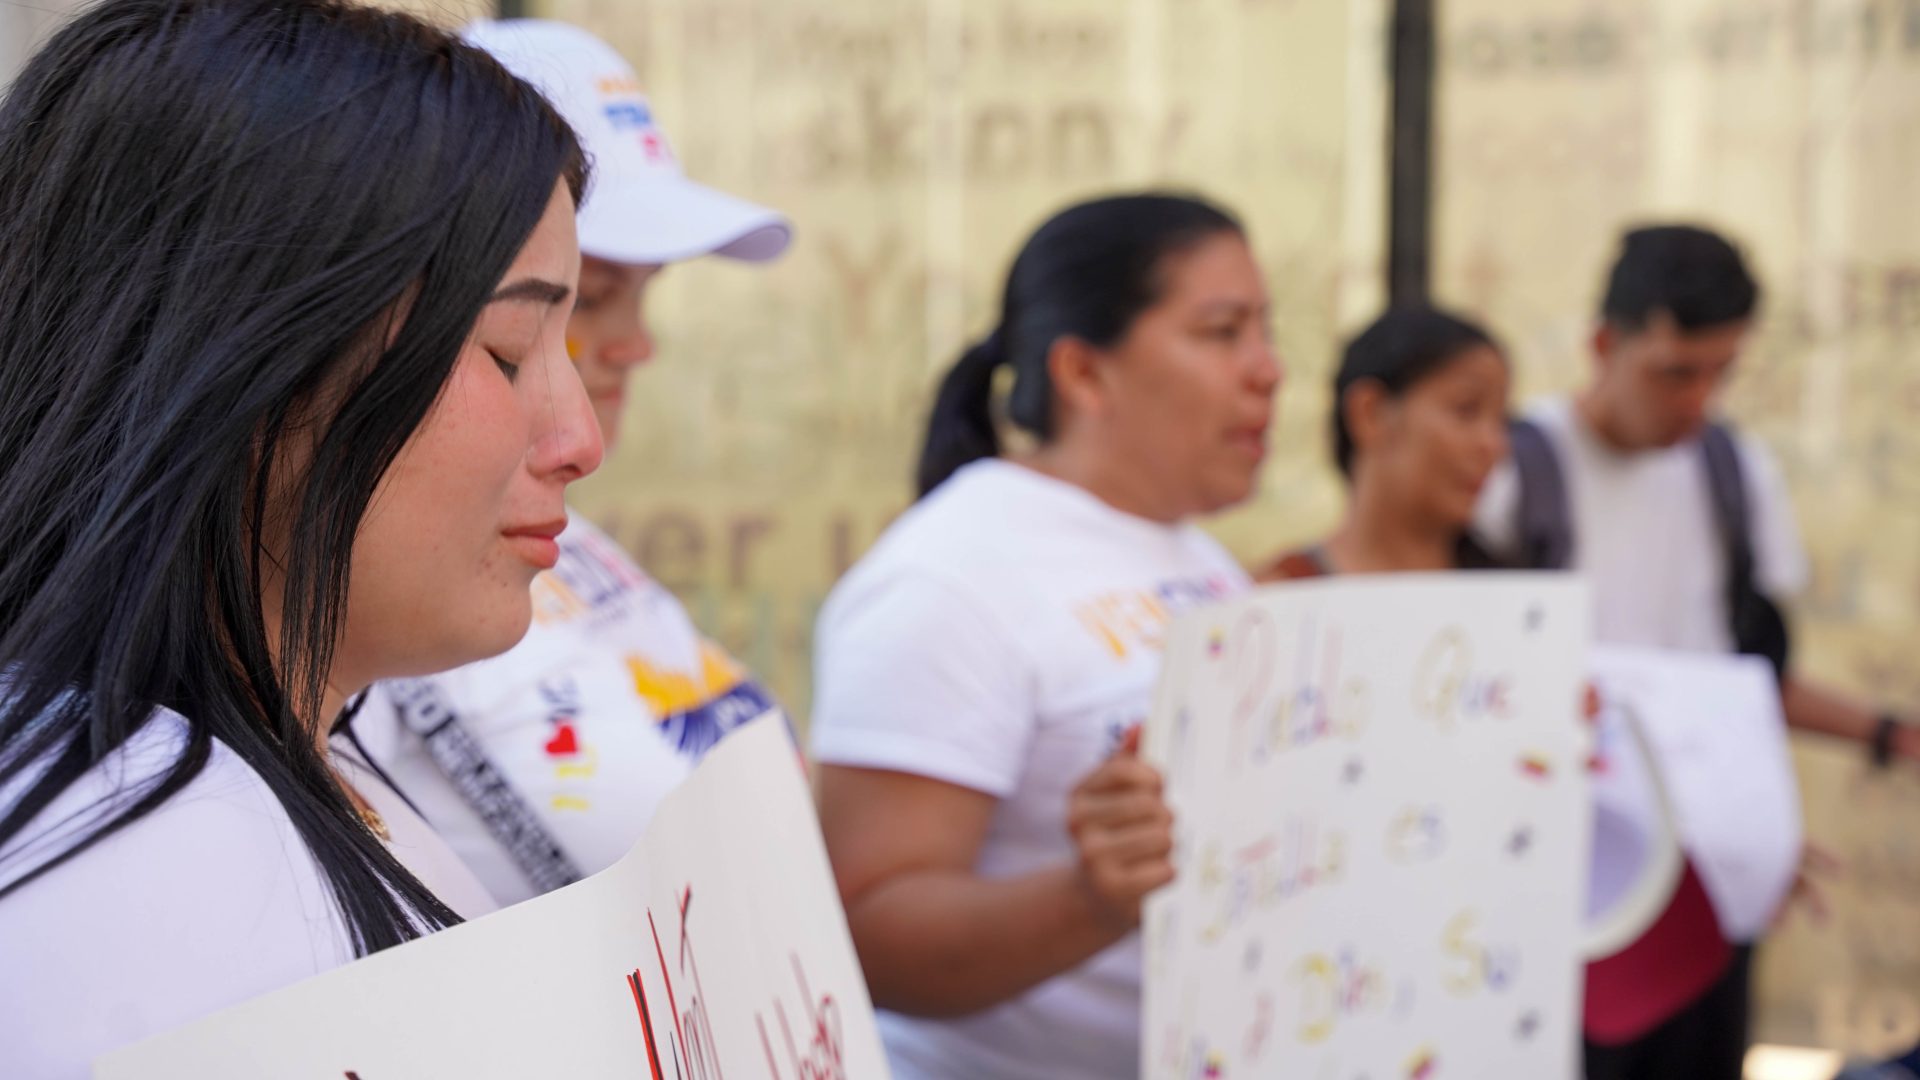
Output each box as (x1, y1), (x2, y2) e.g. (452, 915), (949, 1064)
(844, 863), (1133, 1018)
(1781, 676), (1879, 743)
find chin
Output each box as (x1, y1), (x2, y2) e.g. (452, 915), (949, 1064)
(1199, 473), (1260, 516)
(1447, 489), (1482, 529)
(424, 602), (535, 675)
(1653, 421), (1705, 449)
(477, 603), (536, 659)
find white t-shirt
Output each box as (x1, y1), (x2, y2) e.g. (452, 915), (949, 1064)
(1473, 396), (1809, 652)
(0, 709), (494, 1080)
(810, 459), (1250, 1080)
(352, 512), (776, 906)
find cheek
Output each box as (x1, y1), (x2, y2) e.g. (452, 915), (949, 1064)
(377, 367), (526, 566)
(343, 368), (533, 673)
(1403, 414), (1464, 475)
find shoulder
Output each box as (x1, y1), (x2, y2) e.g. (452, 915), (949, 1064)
(1255, 547), (1329, 583)
(1725, 426), (1790, 492)
(0, 715), (345, 1078)
(824, 464), (1032, 623)
(1175, 523), (1255, 587)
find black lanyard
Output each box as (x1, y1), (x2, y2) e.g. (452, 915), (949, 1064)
(376, 678), (585, 896)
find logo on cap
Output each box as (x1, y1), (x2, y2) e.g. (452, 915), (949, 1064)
(598, 81), (673, 167)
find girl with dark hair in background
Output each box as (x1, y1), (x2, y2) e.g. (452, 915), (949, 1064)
(1275, 305), (1741, 1073)
(0, 2), (600, 1074)
(1261, 305), (1509, 580)
(810, 193), (1281, 1078)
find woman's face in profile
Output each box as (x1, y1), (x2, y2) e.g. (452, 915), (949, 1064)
(1094, 233), (1283, 519)
(334, 180), (604, 688)
(1369, 345), (1511, 529)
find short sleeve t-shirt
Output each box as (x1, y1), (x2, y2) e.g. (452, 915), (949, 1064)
(353, 512), (777, 907)
(0, 709), (494, 1080)
(810, 459), (1249, 1080)
(1473, 396), (1808, 653)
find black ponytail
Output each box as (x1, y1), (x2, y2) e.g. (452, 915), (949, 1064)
(914, 192), (1243, 498)
(915, 330), (1008, 497)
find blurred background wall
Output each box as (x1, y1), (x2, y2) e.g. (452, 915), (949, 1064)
(4, 0), (1916, 1058)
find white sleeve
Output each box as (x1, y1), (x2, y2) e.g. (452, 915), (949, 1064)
(1740, 436), (1809, 600)
(0, 748), (345, 1080)
(810, 568), (1034, 799)
(1471, 456), (1523, 562)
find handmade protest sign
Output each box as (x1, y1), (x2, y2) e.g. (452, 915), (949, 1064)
(1142, 575), (1590, 1080)
(96, 714), (888, 1080)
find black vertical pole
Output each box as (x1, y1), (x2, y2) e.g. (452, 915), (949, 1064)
(1388, 0), (1436, 306)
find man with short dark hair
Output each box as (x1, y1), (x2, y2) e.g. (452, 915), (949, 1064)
(1474, 224), (1916, 1080)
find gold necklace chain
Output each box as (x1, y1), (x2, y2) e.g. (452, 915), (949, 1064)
(336, 776), (391, 842)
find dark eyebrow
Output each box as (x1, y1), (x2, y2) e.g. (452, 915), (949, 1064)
(488, 278), (572, 306)
(1194, 300), (1265, 319)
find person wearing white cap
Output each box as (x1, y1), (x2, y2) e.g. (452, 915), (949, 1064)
(343, 19), (794, 908)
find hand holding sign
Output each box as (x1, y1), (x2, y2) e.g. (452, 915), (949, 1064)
(1068, 726), (1177, 931)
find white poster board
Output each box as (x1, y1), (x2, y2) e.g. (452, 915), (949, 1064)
(96, 714), (889, 1080)
(1142, 575), (1590, 1080)
(1589, 645), (1801, 943)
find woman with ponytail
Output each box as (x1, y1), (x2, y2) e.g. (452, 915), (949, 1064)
(811, 193), (1281, 1078)
(0, 2), (600, 1075)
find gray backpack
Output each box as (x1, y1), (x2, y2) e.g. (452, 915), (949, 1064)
(1507, 418), (1791, 679)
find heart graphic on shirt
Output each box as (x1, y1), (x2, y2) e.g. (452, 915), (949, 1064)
(544, 723), (580, 757)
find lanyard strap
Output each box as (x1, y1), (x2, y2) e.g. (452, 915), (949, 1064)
(382, 677), (585, 895)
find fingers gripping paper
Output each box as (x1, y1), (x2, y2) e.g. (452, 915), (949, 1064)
(1142, 576), (1591, 1080)
(95, 714), (889, 1080)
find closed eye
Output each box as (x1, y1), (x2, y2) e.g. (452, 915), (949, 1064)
(489, 350), (521, 383)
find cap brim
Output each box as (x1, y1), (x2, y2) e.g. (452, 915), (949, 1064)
(578, 174), (791, 265)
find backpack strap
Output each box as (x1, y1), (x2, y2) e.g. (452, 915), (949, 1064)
(1699, 423), (1756, 597)
(1699, 423), (1792, 678)
(1508, 418), (1575, 571)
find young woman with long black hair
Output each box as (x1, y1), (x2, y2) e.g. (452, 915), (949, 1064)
(0, 2), (600, 1074)
(1260, 306), (1511, 580)
(810, 194), (1281, 1078)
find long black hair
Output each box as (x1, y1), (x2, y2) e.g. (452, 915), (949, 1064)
(915, 193), (1244, 497)
(0, 0), (586, 955)
(1331, 306), (1502, 478)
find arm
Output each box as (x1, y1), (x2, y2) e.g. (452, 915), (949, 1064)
(1781, 677), (1920, 764)
(815, 734), (1173, 1018)
(1739, 442), (1919, 762)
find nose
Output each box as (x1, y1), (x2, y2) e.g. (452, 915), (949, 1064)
(1485, 416), (1512, 467)
(529, 341), (605, 483)
(1247, 338), (1283, 396)
(595, 306), (655, 370)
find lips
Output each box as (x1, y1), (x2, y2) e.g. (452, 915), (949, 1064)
(1229, 420), (1272, 461)
(501, 518), (567, 570)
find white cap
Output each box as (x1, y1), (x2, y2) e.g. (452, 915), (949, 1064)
(463, 19), (792, 266)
